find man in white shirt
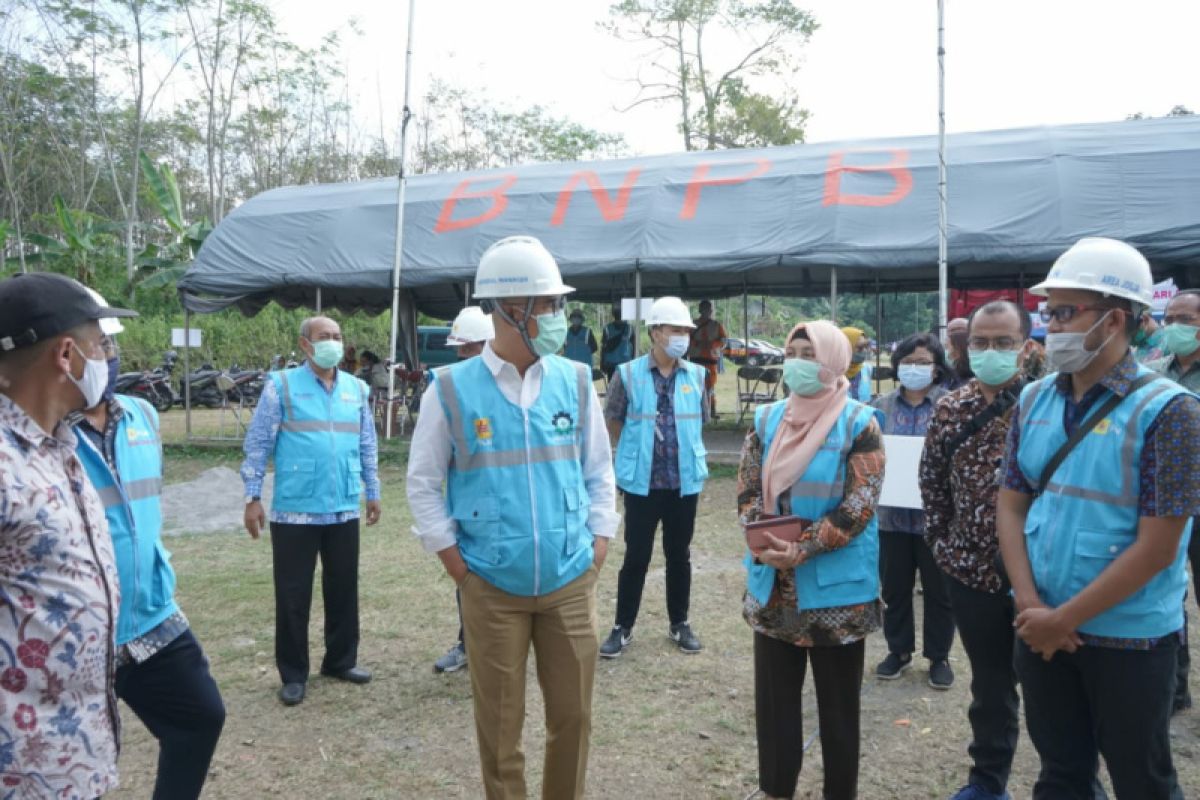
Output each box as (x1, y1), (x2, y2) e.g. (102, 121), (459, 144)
(407, 236), (619, 800)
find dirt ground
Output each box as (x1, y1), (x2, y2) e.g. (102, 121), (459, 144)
(105, 458), (1200, 799)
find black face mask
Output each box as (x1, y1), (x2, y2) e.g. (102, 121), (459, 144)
(103, 355), (120, 401)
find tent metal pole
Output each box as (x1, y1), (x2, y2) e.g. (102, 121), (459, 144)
(742, 278), (749, 354)
(875, 272), (883, 394)
(315, 287), (322, 314)
(464, 282), (470, 308)
(937, 0), (949, 334)
(633, 264), (642, 358)
(830, 267), (838, 323)
(385, 0), (417, 440)
(184, 308), (192, 441)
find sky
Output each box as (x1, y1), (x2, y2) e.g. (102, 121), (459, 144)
(277, 0), (1200, 157)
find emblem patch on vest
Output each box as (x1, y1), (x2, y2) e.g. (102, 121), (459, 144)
(1092, 418), (1112, 435)
(551, 411), (576, 436)
(474, 417), (493, 441)
(681, 384), (693, 394)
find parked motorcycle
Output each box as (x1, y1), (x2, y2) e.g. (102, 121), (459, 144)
(180, 362), (227, 408)
(116, 351), (178, 413)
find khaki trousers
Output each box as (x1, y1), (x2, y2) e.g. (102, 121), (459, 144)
(460, 565), (600, 800)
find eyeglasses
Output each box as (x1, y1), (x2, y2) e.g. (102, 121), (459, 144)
(100, 338), (120, 358)
(967, 337), (1020, 351)
(1164, 314), (1200, 326)
(1038, 305), (1111, 324)
(500, 296), (566, 319)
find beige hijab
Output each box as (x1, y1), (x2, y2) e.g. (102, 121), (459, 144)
(762, 321), (852, 513)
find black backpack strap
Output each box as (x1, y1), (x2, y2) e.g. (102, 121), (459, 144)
(941, 382), (1024, 460)
(1035, 373), (1158, 495)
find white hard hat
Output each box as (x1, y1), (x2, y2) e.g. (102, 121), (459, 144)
(85, 287), (124, 335)
(645, 296), (696, 328)
(472, 236), (575, 299)
(447, 306), (495, 346)
(1031, 237), (1154, 308)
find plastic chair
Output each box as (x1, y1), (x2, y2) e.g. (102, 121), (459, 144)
(736, 365), (783, 425)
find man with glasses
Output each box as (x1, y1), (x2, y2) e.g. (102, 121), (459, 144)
(72, 288), (225, 799)
(921, 300), (1036, 800)
(997, 238), (1200, 799)
(241, 315), (382, 706)
(1148, 288), (1200, 714)
(0, 273), (134, 797)
(407, 236), (618, 799)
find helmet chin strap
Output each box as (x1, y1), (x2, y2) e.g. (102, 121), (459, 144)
(491, 297), (540, 359)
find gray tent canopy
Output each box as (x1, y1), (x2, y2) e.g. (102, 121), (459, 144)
(179, 115), (1200, 320)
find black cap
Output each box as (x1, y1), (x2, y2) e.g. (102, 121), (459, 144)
(0, 272), (137, 352)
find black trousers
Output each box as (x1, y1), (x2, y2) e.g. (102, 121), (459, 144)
(270, 519), (360, 684)
(1172, 532), (1200, 706)
(879, 529), (955, 660)
(614, 489), (698, 630)
(1015, 636), (1182, 800)
(115, 629), (226, 800)
(945, 576), (1019, 795)
(754, 632), (864, 800)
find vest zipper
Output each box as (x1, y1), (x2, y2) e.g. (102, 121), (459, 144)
(523, 408), (541, 596)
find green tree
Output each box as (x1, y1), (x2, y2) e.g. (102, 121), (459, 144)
(603, 0), (817, 150)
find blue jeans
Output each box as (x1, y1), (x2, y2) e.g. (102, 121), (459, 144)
(1015, 636), (1182, 799)
(114, 628), (226, 800)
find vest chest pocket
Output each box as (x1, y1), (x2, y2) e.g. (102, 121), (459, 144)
(1069, 529), (1144, 600)
(277, 458), (315, 498)
(452, 494), (502, 536)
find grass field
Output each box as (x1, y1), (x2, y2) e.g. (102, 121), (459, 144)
(106, 450), (1200, 799)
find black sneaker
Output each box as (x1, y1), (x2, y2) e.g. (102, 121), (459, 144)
(599, 626), (632, 659)
(669, 622), (703, 654)
(929, 659), (955, 690)
(875, 652), (912, 680)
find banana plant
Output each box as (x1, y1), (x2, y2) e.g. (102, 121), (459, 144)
(137, 151), (213, 288)
(17, 197), (122, 284)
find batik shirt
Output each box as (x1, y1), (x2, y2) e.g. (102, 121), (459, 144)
(0, 393), (121, 799)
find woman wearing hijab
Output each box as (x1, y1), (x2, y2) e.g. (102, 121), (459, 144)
(841, 326), (873, 402)
(738, 320), (886, 800)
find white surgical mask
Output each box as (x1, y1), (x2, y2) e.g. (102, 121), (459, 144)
(1045, 311), (1115, 374)
(663, 335), (689, 360)
(68, 342), (109, 409)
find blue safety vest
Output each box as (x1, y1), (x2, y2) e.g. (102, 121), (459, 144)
(270, 366), (367, 514)
(564, 326), (593, 366)
(603, 321), (633, 366)
(1016, 367), (1194, 638)
(744, 399), (883, 610)
(848, 362), (873, 402)
(74, 396), (178, 646)
(614, 354), (708, 497)
(435, 355), (594, 596)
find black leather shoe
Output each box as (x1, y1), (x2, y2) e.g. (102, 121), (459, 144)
(320, 666), (372, 685)
(278, 682), (306, 706)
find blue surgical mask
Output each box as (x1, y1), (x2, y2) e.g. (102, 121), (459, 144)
(782, 358), (826, 396)
(532, 310), (568, 357)
(898, 364), (935, 391)
(663, 335), (689, 360)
